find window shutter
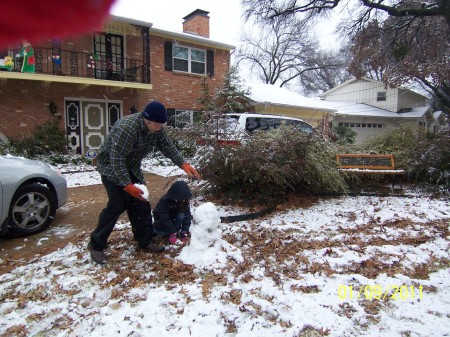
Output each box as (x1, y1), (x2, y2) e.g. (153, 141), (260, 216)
(206, 50), (214, 77)
(164, 41), (173, 71)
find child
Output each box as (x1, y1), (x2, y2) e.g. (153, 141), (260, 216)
(153, 180), (192, 244)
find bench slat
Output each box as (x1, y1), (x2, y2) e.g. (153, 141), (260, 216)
(336, 154), (395, 170)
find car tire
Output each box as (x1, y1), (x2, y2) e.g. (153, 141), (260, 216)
(7, 183), (57, 236)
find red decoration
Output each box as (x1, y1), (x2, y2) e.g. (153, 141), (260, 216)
(0, 0), (116, 47)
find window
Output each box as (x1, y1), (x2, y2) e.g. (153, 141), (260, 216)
(377, 91), (387, 101)
(93, 33), (124, 80)
(167, 110), (202, 128)
(173, 45), (206, 74)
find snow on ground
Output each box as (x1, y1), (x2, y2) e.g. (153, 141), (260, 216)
(0, 158), (449, 337)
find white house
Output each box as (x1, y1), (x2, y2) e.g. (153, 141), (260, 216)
(319, 77), (443, 143)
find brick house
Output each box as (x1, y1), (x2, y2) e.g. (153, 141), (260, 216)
(0, 9), (234, 154)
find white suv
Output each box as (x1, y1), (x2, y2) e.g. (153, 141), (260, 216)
(203, 112), (315, 145)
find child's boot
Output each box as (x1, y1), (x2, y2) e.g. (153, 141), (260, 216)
(168, 233), (178, 244)
(180, 231), (190, 243)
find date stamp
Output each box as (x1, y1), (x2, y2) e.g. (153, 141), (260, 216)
(337, 284), (423, 301)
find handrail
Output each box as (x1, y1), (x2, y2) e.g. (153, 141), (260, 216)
(3, 47), (150, 84)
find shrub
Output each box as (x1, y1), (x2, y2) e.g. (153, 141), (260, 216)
(348, 124), (449, 186)
(35, 153), (94, 166)
(5, 119), (67, 157)
(406, 130), (450, 186)
(332, 125), (357, 145)
(348, 124), (420, 169)
(165, 125), (201, 159)
(196, 126), (348, 204)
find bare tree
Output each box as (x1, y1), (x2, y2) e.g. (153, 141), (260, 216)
(237, 15), (342, 91)
(348, 15), (450, 115)
(242, 0), (450, 29)
(299, 47), (352, 96)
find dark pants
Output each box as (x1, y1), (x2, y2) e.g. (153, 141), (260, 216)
(89, 176), (154, 251)
(154, 212), (188, 236)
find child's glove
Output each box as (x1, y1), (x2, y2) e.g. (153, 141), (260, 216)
(123, 183), (146, 202)
(181, 163), (202, 180)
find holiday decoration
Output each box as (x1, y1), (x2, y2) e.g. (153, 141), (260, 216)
(20, 41), (35, 73)
(52, 54), (61, 65)
(1, 56), (13, 71)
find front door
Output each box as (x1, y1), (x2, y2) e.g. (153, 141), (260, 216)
(65, 99), (122, 154)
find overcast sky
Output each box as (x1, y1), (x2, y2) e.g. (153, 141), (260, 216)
(110, 0), (243, 46)
(110, 0), (339, 49)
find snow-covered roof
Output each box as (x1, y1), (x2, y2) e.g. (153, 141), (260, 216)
(110, 15), (153, 28)
(433, 110), (444, 119)
(109, 15), (235, 50)
(319, 101), (397, 117)
(316, 101), (430, 118)
(320, 101), (431, 118)
(399, 106), (431, 118)
(246, 82), (336, 112)
(151, 25), (235, 50)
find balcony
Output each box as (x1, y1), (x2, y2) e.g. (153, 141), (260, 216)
(0, 47), (151, 90)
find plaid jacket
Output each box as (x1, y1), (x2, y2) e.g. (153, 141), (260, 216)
(97, 113), (185, 187)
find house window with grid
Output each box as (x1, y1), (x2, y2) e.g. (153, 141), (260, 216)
(173, 46), (206, 74)
(377, 91), (387, 101)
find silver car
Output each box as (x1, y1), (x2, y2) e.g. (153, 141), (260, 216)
(0, 155), (68, 236)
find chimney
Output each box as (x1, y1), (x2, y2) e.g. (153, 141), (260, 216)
(182, 9), (210, 38)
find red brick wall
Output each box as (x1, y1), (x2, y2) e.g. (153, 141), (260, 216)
(183, 15), (210, 38)
(149, 35), (230, 112)
(0, 79), (152, 140)
(0, 80), (64, 139)
(0, 27), (231, 141)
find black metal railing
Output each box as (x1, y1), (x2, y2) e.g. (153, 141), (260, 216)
(7, 47), (150, 84)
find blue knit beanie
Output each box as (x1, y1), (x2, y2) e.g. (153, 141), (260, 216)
(142, 101), (167, 123)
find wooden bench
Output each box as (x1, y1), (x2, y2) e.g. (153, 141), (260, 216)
(336, 154), (406, 189)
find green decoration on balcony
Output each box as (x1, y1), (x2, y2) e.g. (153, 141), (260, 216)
(20, 41), (35, 73)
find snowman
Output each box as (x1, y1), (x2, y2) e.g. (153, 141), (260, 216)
(177, 202), (243, 270)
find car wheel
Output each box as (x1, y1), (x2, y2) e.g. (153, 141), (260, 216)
(8, 183), (57, 235)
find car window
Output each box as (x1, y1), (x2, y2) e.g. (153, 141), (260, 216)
(245, 117), (314, 134)
(245, 117), (283, 133)
(284, 120), (315, 134)
(206, 115), (240, 135)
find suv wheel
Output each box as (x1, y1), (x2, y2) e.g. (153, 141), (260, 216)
(8, 183), (57, 235)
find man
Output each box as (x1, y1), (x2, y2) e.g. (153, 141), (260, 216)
(87, 100), (201, 264)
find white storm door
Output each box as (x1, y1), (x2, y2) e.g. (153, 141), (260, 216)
(82, 101), (107, 154)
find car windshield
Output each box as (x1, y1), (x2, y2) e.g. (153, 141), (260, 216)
(245, 117), (314, 134)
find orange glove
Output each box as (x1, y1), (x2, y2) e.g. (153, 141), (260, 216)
(123, 183), (147, 202)
(181, 163), (202, 180)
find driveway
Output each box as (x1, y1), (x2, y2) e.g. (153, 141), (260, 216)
(0, 173), (176, 275)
